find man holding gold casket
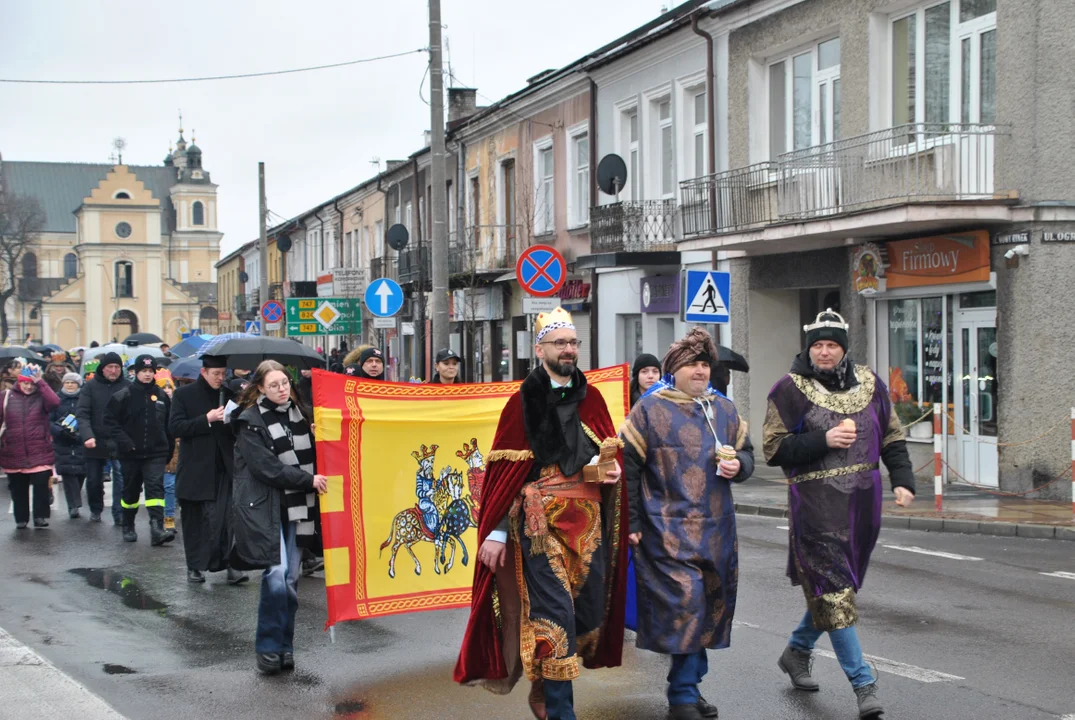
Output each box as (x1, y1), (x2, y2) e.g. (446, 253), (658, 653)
(455, 307), (629, 720)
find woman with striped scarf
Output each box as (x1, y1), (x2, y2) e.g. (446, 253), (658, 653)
(232, 360), (328, 675)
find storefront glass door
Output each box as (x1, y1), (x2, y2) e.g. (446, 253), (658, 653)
(954, 310), (998, 487)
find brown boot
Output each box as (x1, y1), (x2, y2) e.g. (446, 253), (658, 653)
(528, 679), (547, 720)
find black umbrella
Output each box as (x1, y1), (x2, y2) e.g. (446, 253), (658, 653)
(124, 332), (164, 345)
(202, 336), (325, 371)
(0, 346), (47, 365)
(718, 345), (749, 373)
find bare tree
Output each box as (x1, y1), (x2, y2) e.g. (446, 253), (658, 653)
(0, 194), (45, 341)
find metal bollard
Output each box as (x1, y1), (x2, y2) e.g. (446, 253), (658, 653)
(934, 404), (943, 512)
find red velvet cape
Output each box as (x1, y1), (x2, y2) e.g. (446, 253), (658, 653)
(453, 386), (628, 686)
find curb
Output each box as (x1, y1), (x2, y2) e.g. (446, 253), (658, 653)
(733, 503), (1074, 541)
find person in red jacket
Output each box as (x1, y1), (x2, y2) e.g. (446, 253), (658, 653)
(1, 365), (61, 529)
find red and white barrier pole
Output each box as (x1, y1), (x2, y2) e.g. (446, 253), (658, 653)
(1070, 407), (1074, 519)
(934, 404), (943, 511)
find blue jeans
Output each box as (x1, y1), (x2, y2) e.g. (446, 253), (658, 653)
(255, 522), (301, 655)
(543, 680), (575, 720)
(789, 610), (875, 688)
(163, 472), (176, 519)
(667, 649), (709, 705)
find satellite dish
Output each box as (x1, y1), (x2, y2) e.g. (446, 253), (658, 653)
(387, 223), (409, 252)
(597, 154), (628, 196)
(276, 235), (293, 253)
(239, 271), (249, 284)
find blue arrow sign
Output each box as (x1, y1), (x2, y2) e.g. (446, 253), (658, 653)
(683, 270), (731, 323)
(364, 278), (404, 318)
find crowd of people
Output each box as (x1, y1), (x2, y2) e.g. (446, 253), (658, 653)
(4, 310), (913, 718)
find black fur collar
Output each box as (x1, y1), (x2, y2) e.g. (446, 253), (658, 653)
(521, 364), (588, 466)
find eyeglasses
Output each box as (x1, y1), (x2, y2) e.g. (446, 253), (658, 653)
(540, 339), (583, 350)
(266, 379), (291, 391)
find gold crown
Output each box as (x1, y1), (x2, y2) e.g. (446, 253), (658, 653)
(803, 308), (849, 333)
(535, 307), (574, 336)
(456, 438), (480, 462)
(411, 444), (439, 462)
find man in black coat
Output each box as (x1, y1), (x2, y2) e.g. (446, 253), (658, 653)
(76, 352), (129, 524)
(105, 354), (175, 546)
(168, 355), (247, 585)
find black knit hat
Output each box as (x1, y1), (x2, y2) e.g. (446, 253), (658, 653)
(804, 309), (849, 351)
(133, 354), (158, 372)
(343, 363), (361, 376)
(631, 353), (661, 380)
(97, 352), (123, 370)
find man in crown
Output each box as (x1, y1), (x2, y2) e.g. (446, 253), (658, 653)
(412, 444), (441, 535)
(763, 309), (915, 719)
(455, 307), (629, 720)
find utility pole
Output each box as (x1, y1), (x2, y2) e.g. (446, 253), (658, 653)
(429, 0), (449, 353)
(258, 162), (269, 332)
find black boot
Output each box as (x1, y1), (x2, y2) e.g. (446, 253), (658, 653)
(149, 509), (172, 546)
(150, 517), (167, 546)
(122, 508), (137, 542)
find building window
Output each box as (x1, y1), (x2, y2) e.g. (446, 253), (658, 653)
(887, 297), (945, 413)
(501, 160), (516, 244)
(469, 175), (481, 226)
(192, 201), (205, 226)
(114, 191), (131, 200)
(692, 90), (708, 177)
(628, 110), (640, 200)
(374, 220), (384, 258)
(568, 129), (590, 228)
(63, 253), (78, 279)
(21, 252), (37, 278)
(405, 202), (413, 234)
(534, 139), (554, 235)
(769, 37), (841, 156)
(657, 99), (674, 197)
(115, 261), (134, 298)
(891, 1), (996, 127)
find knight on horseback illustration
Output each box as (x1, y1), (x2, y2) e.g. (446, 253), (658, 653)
(379, 439), (485, 578)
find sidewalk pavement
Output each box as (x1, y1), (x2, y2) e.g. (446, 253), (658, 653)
(0, 627), (125, 719)
(736, 468), (1075, 542)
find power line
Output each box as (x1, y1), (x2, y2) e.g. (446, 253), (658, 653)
(0, 49), (428, 85)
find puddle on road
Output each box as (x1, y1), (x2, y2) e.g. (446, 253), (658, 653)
(69, 568), (167, 612)
(103, 663), (137, 675)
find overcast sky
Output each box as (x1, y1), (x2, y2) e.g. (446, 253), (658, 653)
(1, 0), (674, 255)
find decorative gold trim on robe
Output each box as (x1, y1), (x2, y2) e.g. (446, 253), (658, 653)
(792, 462), (879, 484)
(789, 366), (876, 415)
(486, 448), (535, 463)
(805, 587), (858, 631)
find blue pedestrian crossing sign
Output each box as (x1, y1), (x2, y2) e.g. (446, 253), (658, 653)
(365, 278), (404, 318)
(683, 270), (731, 323)
(245, 320), (261, 335)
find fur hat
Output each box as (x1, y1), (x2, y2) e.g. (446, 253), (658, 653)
(62, 372), (83, 386)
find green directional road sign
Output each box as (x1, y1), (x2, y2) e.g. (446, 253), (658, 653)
(285, 297), (362, 336)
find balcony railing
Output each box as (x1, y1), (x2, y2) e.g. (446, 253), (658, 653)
(370, 256), (389, 280)
(398, 246), (431, 285)
(448, 225), (520, 276)
(681, 123), (1012, 237)
(590, 200), (678, 253)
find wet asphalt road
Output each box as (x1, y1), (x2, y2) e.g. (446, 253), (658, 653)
(2, 489), (1074, 720)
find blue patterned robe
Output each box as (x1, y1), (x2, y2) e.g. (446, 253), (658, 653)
(621, 387), (754, 654)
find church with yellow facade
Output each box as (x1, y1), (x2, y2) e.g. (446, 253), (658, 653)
(0, 129), (222, 347)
